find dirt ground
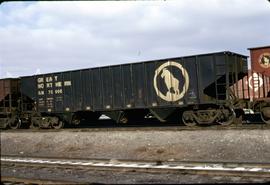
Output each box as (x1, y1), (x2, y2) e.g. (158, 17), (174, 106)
(2, 164), (269, 184)
(1, 129), (270, 163)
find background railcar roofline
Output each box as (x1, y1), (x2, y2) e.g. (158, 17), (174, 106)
(248, 45), (270, 50)
(20, 51), (248, 78)
(0, 78), (20, 81)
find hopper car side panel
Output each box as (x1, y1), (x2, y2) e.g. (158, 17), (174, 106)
(231, 70), (270, 100)
(20, 52), (246, 114)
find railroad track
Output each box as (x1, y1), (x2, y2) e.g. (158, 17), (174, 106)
(1, 123), (269, 133)
(2, 155), (270, 184)
(2, 155), (270, 177)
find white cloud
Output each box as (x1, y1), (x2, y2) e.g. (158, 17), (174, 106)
(6, 71), (13, 78)
(35, 68), (41, 75)
(0, 0), (270, 78)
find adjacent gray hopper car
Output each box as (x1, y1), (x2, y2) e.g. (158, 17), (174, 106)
(20, 51), (248, 127)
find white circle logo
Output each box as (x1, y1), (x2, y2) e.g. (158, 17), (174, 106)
(259, 53), (270, 69)
(153, 61), (189, 102)
(248, 72), (263, 92)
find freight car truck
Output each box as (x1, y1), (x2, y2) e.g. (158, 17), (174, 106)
(19, 51), (248, 128)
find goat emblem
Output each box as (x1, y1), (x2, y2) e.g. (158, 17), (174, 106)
(259, 53), (270, 69)
(154, 61), (189, 102)
(161, 68), (180, 95)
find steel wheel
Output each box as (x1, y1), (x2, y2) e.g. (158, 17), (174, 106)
(216, 108), (236, 126)
(261, 115), (270, 124)
(52, 120), (64, 129)
(8, 118), (21, 129)
(182, 111), (197, 126)
(261, 108), (270, 124)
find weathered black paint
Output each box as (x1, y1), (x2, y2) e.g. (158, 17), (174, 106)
(20, 51), (248, 114)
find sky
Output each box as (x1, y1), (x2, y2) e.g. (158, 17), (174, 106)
(0, 0), (270, 78)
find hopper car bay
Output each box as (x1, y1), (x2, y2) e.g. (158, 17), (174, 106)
(0, 46), (269, 129)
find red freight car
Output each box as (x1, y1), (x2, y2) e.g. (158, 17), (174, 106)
(232, 46), (270, 124)
(249, 46), (270, 124)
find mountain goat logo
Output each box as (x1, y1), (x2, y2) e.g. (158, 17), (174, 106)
(161, 68), (180, 95)
(154, 61), (189, 102)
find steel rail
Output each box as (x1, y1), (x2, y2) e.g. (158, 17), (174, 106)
(2, 156), (270, 178)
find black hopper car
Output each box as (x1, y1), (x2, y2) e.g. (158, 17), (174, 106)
(1, 48), (269, 129)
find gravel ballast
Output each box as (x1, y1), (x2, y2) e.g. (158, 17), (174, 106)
(1, 129), (270, 163)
